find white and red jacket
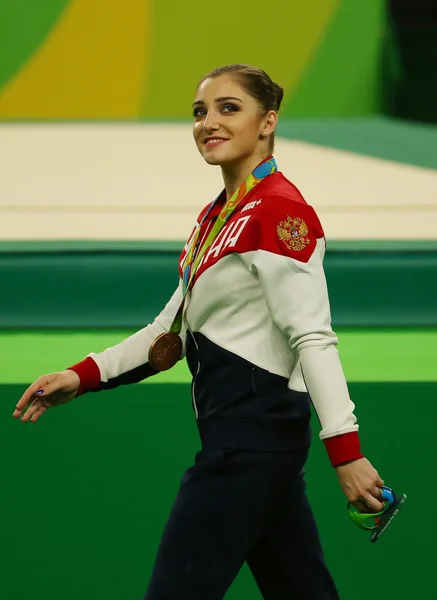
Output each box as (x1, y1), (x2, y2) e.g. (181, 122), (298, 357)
(70, 169), (363, 467)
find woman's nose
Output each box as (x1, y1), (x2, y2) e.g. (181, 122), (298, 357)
(202, 111), (220, 132)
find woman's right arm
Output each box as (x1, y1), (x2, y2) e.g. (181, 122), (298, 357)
(13, 282), (184, 423)
(69, 281), (185, 395)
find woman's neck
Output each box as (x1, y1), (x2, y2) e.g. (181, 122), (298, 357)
(221, 152), (270, 200)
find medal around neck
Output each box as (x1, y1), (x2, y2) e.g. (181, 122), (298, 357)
(149, 157), (278, 373)
(181, 156), (278, 296)
(148, 332), (182, 372)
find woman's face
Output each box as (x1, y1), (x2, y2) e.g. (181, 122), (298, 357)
(192, 75), (268, 166)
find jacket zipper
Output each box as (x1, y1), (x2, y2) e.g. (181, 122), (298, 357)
(185, 217), (212, 421)
(189, 328), (200, 419)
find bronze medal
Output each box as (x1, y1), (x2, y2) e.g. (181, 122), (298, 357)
(148, 332), (183, 372)
(148, 160), (277, 374)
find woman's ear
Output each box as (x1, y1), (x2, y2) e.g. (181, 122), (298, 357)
(261, 110), (277, 137)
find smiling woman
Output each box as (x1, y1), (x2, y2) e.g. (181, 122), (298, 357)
(192, 65), (283, 178)
(13, 64), (391, 600)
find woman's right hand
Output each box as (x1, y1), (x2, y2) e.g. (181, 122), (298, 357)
(13, 370), (81, 423)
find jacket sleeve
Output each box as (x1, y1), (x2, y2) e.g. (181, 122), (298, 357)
(241, 198), (363, 466)
(68, 280), (185, 396)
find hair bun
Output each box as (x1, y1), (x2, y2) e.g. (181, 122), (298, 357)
(274, 83), (284, 111)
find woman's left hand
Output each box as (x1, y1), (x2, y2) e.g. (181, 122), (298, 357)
(335, 457), (385, 513)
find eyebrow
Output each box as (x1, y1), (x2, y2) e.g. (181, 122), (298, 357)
(192, 96), (243, 106)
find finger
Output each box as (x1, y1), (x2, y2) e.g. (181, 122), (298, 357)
(32, 379), (64, 402)
(20, 399), (44, 423)
(14, 382), (41, 417)
(377, 486), (386, 500)
(14, 380), (49, 415)
(376, 475), (384, 487)
(362, 493), (385, 513)
(353, 500), (370, 513)
(368, 486), (384, 501)
(30, 406), (48, 423)
(15, 379), (63, 419)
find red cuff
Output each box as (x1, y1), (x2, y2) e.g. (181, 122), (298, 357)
(323, 432), (363, 467)
(67, 357), (101, 397)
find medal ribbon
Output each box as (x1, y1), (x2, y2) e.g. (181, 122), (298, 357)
(170, 156), (278, 334)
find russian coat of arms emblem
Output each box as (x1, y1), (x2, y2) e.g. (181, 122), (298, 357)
(276, 216), (310, 251)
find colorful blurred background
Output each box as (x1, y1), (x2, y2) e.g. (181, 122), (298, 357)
(1, 0), (436, 598)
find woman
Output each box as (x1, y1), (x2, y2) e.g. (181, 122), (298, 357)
(14, 64), (385, 599)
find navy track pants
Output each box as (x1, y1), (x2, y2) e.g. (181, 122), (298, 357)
(144, 447), (340, 599)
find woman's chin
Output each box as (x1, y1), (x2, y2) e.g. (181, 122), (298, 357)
(203, 155), (222, 166)
(202, 151), (236, 167)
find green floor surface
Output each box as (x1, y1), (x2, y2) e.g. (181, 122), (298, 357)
(1, 382), (434, 600)
(0, 329), (435, 384)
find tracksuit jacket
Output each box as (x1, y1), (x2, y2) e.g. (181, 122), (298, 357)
(69, 169), (363, 467)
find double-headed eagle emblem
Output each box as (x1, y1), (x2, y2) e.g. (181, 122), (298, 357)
(277, 216), (310, 251)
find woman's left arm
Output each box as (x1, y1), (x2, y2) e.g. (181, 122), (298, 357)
(244, 198), (385, 510)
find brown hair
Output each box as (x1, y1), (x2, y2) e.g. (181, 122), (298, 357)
(198, 64), (284, 151)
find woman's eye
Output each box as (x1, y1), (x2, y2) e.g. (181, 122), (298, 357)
(192, 104), (238, 117)
(222, 103), (238, 113)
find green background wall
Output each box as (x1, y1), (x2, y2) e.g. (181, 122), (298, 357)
(0, 0), (383, 119)
(1, 327), (436, 599)
(1, 378), (433, 599)
(2, 240), (437, 328)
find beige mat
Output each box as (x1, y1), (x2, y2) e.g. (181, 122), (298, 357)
(1, 123), (436, 240)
